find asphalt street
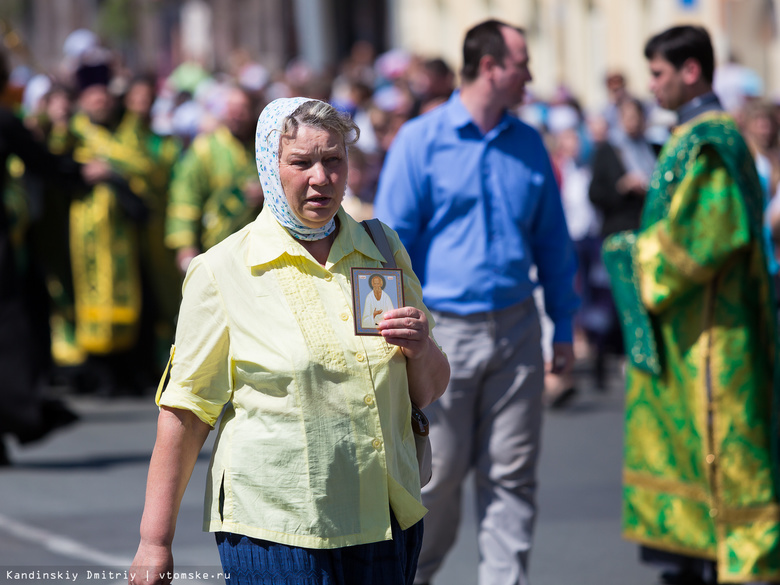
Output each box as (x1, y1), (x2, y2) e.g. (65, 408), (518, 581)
(0, 357), (658, 585)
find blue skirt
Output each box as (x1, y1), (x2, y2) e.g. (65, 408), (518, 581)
(215, 511), (423, 585)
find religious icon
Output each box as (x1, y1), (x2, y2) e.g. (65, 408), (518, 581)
(351, 267), (405, 336)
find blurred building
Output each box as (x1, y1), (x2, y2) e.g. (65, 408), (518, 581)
(0, 0), (389, 80)
(0, 0), (778, 109)
(393, 0), (780, 109)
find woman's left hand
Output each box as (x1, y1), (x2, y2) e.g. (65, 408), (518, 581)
(377, 307), (431, 360)
(379, 306), (450, 408)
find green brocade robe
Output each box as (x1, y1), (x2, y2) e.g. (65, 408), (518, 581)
(116, 113), (182, 364)
(69, 113), (152, 355)
(165, 126), (260, 252)
(603, 112), (780, 582)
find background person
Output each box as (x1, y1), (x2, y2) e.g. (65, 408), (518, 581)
(374, 19), (578, 585)
(68, 56), (160, 395)
(587, 96), (656, 388)
(604, 25), (780, 585)
(130, 97), (449, 585)
(164, 85), (263, 275)
(116, 73), (183, 376)
(0, 48), (100, 465)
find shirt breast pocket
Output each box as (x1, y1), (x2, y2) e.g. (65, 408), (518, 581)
(431, 166), (481, 216)
(503, 165), (544, 229)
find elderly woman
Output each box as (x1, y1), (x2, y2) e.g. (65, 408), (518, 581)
(129, 97), (449, 585)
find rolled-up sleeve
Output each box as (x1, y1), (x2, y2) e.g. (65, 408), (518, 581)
(156, 255), (233, 426)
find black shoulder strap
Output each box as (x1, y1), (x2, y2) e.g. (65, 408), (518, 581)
(361, 219), (397, 269)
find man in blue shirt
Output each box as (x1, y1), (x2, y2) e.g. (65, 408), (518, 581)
(374, 19), (578, 585)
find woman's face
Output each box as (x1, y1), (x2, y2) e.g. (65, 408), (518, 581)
(46, 91), (72, 125)
(620, 102), (645, 138)
(125, 81), (155, 117)
(279, 124), (347, 228)
(747, 113), (775, 149)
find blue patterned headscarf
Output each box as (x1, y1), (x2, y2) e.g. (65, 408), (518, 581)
(255, 97), (337, 241)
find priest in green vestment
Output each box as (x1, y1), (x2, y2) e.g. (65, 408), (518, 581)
(164, 85), (262, 274)
(69, 62), (154, 393)
(116, 75), (182, 374)
(603, 26), (780, 584)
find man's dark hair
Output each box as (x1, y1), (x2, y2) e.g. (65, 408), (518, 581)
(619, 96), (646, 117)
(644, 25), (715, 84)
(461, 19), (525, 83)
(424, 58), (453, 79)
(128, 72), (158, 91)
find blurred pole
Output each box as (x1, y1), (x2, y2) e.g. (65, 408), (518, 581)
(180, 0), (213, 68)
(386, 0), (400, 49)
(291, 0), (334, 72)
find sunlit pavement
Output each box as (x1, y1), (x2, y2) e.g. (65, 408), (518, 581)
(0, 355), (658, 585)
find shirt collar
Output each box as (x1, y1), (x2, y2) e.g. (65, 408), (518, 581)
(246, 207), (387, 268)
(677, 91), (723, 125)
(444, 90), (513, 136)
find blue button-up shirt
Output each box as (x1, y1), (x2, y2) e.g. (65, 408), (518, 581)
(374, 92), (579, 342)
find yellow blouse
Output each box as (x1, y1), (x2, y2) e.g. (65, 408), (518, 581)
(157, 206), (435, 549)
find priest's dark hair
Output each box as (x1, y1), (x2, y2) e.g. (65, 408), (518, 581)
(644, 25), (715, 84)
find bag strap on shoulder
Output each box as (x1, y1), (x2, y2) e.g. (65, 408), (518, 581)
(361, 219), (397, 269)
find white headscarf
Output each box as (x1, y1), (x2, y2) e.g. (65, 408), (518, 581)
(255, 97), (337, 241)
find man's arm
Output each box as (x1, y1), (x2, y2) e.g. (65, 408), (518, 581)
(373, 124), (427, 250)
(1, 109), (83, 187)
(529, 146), (580, 346)
(165, 141), (211, 271)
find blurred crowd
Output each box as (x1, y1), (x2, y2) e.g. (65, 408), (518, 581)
(3, 27), (780, 406)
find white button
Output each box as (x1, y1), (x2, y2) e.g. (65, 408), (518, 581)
(372, 439), (383, 450)
(340, 312), (349, 321)
(364, 395), (374, 405)
(356, 353), (365, 362)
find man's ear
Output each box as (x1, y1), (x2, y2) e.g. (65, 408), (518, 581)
(478, 54), (499, 79)
(680, 57), (702, 85)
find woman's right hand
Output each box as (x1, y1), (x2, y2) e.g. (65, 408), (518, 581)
(129, 541), (174, 585)
(129, 407), (211, 585)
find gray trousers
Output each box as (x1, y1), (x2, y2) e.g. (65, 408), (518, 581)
(415, 299), (545, 585)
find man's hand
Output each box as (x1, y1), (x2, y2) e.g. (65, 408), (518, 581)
(81, 160), (113, 185)
(243, 180), (264, 208)
(175, 247), (199, 275)
(616, 171), (648, 196)
(548, 342), (575, 375)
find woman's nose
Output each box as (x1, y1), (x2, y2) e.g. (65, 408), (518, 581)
(309, 162), (328, 185)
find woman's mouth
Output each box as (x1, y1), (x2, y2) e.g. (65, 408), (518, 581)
(306, 195), (331, 206)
